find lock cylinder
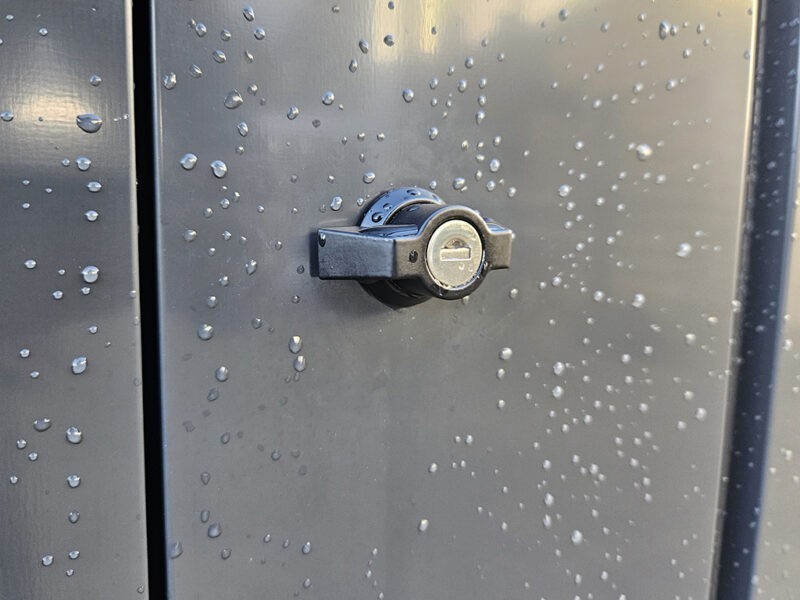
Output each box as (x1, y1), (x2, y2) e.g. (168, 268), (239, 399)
(314, 187), (513, 307)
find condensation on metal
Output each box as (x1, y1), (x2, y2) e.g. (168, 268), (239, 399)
(151, 1), (757, 598)
(0, 1), (149, 597)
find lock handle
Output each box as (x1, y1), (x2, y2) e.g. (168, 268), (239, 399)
(314, 188), (513, 306)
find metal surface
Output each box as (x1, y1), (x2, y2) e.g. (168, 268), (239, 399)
(718, 1), (800, 597)
(750, 7), (800, 590)
(152, 1), (757, 598)
(0, 2), (149, 597)
(752, 184), (800, 600)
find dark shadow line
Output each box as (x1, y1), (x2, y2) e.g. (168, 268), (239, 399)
(131, 0), (167, 597)
(715, 0), (800, 598)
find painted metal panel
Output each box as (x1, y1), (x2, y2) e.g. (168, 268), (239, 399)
(753, 171), (800, 599)
(0, 2), (149, 597)
(152, 1), (756, 598)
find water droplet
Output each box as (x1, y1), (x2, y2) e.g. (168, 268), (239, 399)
(76, 114), (102, 133)
(215, 366), (229, 382)
(200, 471), (211, 485)
(245, 259), (258, 275)
(288, 336), (303, 353)
(1, 111), (14, 122)
(42, 555), (54, 566)
(24, 259), (37, 269)
(81, 265), (99, 283)
(322, 91), (335, 105)
(208, 522), (222, 538)
(571, 529), (584, 545)
(198, 324), (214, 340)
(68, 511), (80, 524)
(68, 550), (80, 560)
(86, 180), (102, 193)
(237, 121), (249, 137)
(169, 541), (183, 559)
(180, 153), (197, 170)
(453, 177), (466, 190)
(635, 143), (653, 161)
(658, 20), (670, 40)
(194, 22), (207, 36)
(66, 474), (81, 488)
(189, 64), (203, 78)
(89, 74), (102, 86)
(358, 39), (369, 53)
(363, 171), (376, 184)
(293, 355), (306, 372)
(499, 347), (512, 360)
(558, 8), (569, 21)
(676, 242), (692, 258)
(212, 49), (227, 63)
(162, 72), (177, 90)
(38, 27), (48, 36)
(418, 518), (429, 532)
(66, 427), (83, 444)
(383, 34), (394, 46)
(75, 156), (92, 172)
(287, 105), (300, 120)
(9, 475), (19, 485)
(71, 356), (88, 375)
(224, 89), (243, 109)
(428, 126), (439, 140)
(552, 385), (564, 399)
(348, 58), (358, 72)
(254, 27), (266, 40)
(221, 547), (231, 559)
(402, 89), (415, 103)
(301, 542), (312, 555)
(488, 158), (501, 173)
(31, 419), (47, 432)
(210, 160), (228, 178)
(328, 195), (344, 212)
(558, 184), (572, 197)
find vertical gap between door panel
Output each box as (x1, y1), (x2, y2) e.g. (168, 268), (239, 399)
(132, 0), (167, 597)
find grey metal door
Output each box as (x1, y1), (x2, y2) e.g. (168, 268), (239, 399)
(0, 1), (149, 597)
(150, 1), (758, 598)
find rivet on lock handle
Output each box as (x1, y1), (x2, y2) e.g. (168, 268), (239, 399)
(314, 187), (513, 307)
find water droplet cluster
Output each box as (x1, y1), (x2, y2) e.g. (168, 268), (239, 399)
(148, 1), (755, 598)
(2, 4), (147, 591)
